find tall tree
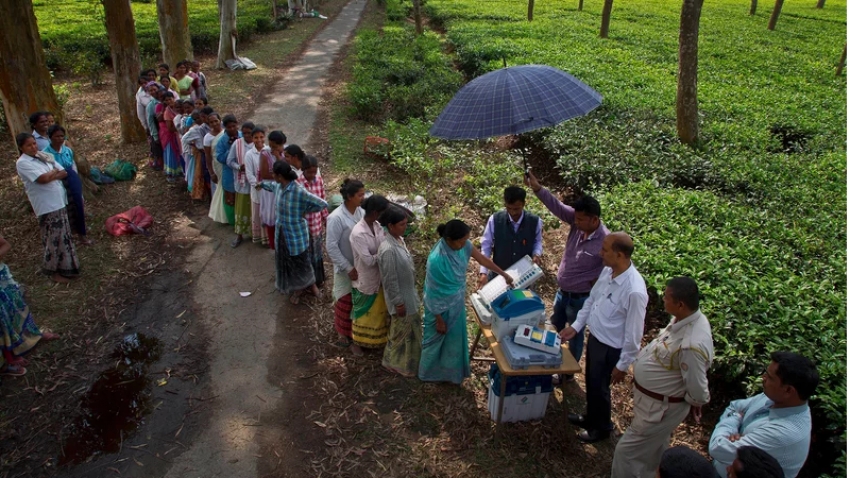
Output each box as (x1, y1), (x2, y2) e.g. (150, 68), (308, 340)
(156, 0), (194, 67)
(216, 0), (238, 68)
(676, 0), (705, 146)
(103, 0), (146, 143)
(578, 0), (584, 11)
(0, 0), (62, 143)
(816, 0), (825, 8)
(749, 0), (758, 15)
(837, 43), (846, 76)
(528, 0), (535, 21)
(412, 0), (423, 35)
(767, 0), (784, 30)
(600, 0), (614, 38)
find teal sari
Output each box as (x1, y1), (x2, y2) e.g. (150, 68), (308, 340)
(418, 239), (472, 384)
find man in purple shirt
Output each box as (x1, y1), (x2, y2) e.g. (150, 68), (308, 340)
(526, 171), (609, 381)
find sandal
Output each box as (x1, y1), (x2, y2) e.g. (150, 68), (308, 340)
(0, 364), (26, 376)
(8, 357), (28, 366)
(333, 338), (351, 349)
(230, 237), (243, 248)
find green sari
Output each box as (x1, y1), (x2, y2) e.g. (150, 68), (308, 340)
(418, 239), (472, 384)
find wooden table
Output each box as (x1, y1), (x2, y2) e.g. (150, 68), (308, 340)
(469, 304), (581, 433)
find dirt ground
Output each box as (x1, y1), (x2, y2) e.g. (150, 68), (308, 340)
(0, 1), (748, 478)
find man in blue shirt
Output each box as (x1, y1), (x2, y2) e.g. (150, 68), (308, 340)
(709, 351), (818, 477)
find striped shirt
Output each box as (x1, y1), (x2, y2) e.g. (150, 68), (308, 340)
(262, 180), (327, 256)
(297, 173), (329, 237)
(709, 393), (811, 477)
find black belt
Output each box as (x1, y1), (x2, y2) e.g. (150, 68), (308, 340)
(560, 290), (590, 299)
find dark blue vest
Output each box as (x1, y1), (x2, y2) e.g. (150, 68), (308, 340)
(492, 210), (539, 270)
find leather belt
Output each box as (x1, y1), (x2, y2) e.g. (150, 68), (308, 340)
(634, 381), (686, 403)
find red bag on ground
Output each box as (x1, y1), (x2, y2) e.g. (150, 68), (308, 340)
(105, 206), (154, 236)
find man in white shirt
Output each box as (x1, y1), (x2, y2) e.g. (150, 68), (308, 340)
(560, 232), (648, 443)
(135, 75), (152, 132)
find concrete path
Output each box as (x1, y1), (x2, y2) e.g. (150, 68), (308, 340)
(161, 1), (366, 476)
(252, 0), (367, 145)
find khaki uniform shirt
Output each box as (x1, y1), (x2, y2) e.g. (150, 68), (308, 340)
(633, 310), (714, 406)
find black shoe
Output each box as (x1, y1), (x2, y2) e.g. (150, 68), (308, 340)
(577, 429), (610, 444)
(568, 413), (586, 427)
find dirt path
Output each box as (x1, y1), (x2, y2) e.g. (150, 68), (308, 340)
(158, 2), (367, 477)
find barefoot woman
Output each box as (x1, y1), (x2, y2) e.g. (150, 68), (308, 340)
(15, 133), (80, 284)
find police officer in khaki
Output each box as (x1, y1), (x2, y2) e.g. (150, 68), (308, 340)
(611, 276), (714, 478)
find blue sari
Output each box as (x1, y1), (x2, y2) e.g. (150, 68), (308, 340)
(418, 239), (472, 384)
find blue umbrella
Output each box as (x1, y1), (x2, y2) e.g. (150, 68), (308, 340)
(429, 64), (602, 140)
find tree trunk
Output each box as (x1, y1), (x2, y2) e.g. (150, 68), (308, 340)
(749, 0), (757, 15)
(767, 0), (783, 30)
(412, 0), (423, 35)
(102, 0), (146, 144)
(0, 0), (62, 146)
(837, 43), (846, 76)
(156, 0), (194, 67)
(216, 0), (238, 69)
(527, 0), (534, 21)
(816, 0), (825, 8)
(600, 0), (614, 38)
(676, 0), (704, 147)
(578, 0), (584, 11)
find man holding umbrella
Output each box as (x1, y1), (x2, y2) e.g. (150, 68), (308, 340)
(525, 171), (609, 381)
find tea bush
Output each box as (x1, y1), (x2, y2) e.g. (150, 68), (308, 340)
(34, 0), (273, 71)
(347, 18), (461, 122)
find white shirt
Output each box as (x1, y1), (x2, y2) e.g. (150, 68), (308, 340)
(16, 153), (67, 216)
(33, 131), (49, 151)
(203, 132), (216, 148)
(349, 218), (385, 295)
(326, 205), (365, 273)
(244, 145), (269, 203)
(135, 87), (151, 130)
(572, 263), (648, 372)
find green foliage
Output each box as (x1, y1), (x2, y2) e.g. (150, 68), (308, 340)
(346, 2), (462, 123)
(34, 0), (272, 71)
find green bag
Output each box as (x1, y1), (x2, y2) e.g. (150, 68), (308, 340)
(103, 159), (137, 181)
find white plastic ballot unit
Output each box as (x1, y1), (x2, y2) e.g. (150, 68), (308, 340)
(470, 255), (544, 331)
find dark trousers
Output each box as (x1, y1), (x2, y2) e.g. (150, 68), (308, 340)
(551, 290), (589, 363)
(585, 334), (621, 432)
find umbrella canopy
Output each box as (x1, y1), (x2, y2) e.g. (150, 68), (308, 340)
(429, 65), (602, 140)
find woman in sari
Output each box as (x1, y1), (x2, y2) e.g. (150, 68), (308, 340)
(204, 113), (228, 223)
(418, 220), (513, 384)
(157, 92), (183, 182)
(297, 155), (328, 288)
(377, 208), (421, 376)
(0, 234), (60, 376)
(326, 179), (365, 355)
(173, 61), (195, 100)
(349, 194), (390, 350)
(44, 125), (92, 246)
(226, 122), (255, 247)
(260, 161), (327, 304)
(15, 133), (80, 284)
(215, 115), (241, 225)
(260, 131), (285, 249)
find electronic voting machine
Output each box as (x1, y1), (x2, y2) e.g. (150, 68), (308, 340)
(470, 255), (544, 326)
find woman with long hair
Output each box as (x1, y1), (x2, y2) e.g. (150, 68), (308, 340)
(297, 155), (328, 288)
(418, 220), (512, 384)
(44, 125), (92, 245)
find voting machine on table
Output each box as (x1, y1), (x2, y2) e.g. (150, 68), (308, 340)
(470, 256), (545, 340)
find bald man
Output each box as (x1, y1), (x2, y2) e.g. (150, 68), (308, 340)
(560, 232), (648, 443)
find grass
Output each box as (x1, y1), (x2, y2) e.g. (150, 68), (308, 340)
(35, 0), (275, 71)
